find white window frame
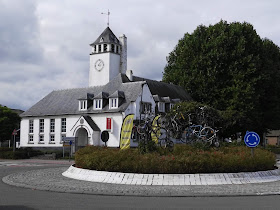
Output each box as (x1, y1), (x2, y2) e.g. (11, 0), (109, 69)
(158, 102), (165, 112)
(170, 103), (175, 110)
(39, 135), (44, 144)
(60, 134), (66, 144)
(29, 120), (34, 134)
(61, 118), (66, 133)
(50, 119), (55, 133)
(109, 98), (118, 109)
(93, 99), (102, 110)
(50, 134), (55, 144)
(28, 135), (34, 144)
(79, 100), (87, 111)
(39, 119), (44, 133)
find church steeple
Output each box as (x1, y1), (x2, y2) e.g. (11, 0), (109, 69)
(89, 27), (127, 87)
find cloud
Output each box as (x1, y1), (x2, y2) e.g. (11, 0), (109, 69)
(1, 0), (280, 111)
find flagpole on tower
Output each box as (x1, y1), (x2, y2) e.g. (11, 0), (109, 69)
(101, 9), (110, 27)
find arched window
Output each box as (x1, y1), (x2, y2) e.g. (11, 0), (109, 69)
(104, 44), (107, 52)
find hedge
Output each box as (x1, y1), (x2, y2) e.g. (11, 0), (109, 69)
(75, 145), (276, 174)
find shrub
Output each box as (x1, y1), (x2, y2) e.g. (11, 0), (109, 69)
(75, 145), (276, 174)
(0, 147), (43, 159)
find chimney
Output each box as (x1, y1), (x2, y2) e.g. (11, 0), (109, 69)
(126, 69), (133, 81)
(119, 34), (127, 74)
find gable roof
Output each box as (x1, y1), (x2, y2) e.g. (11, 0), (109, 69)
(21, 73), (192, 118)
(21, 74), (145, 117)
(127, 75), (192, 101)
(90, 27), (120, 46)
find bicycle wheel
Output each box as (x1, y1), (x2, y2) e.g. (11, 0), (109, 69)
(137, 124), (146, 135)
(200, 127), (215, 146)
(166, 140), (174, 152)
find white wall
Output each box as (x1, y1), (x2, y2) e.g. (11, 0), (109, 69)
(89, 53), (120, 87)
(20, 112), (124, 148)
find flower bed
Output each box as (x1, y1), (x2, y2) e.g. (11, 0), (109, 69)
(75, 145), (276, 174)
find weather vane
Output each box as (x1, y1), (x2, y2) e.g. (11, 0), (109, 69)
(101, 9), (110, 27)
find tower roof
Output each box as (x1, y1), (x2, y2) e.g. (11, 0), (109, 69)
(90, 27), (120, 46)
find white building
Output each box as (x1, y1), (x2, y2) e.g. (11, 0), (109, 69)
(20, 27), (191, 150)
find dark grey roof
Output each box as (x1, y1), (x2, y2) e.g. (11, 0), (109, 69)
(90, 27), (120, 46)
(83, 115), (100, 131)
(94, 92), (109, 99)
(21, 74), (145, 117)
(129, 75), (192, 101)
(109, 91), (125, 98)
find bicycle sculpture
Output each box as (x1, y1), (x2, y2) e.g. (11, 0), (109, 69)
(135, 106), (220, 152)
(136, 111), (174, 152)
(158, 106), (219, 147)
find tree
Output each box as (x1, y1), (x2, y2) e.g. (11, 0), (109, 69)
(0, 105), (21, 142)
(163, 20), (280, 137)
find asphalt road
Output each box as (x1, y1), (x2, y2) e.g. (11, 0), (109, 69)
(1, 160), (280, 210)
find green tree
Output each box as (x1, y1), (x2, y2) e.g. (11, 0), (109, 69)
(163, 20), (280, 137)
(0, 105), (21, 142)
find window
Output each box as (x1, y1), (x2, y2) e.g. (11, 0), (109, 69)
(110, 98), (118, 109)
(158, 102), (165, 112)
(61, 118), (66, 133)
(94, 45), (96, 52)
(100, 37), (104, 42)
(39, 135), (44, 143)
(116, 46), (119, 54)
(39, 119), (44, 133)
(104, 44), (107, 52)
(111, 44), (115, 52)
(50, 119), (55, 133)
(141, 102), (152, 113)
(50, 135), (55, 143)
(79, 100), (87, 110)
(94, 99), (102, 110)
(98, 45), (102, 52)
(170, 103), (175, 110)
(29, 120), (34, 134)
(61, 134), (66, 144)
(28, 135), (34, 144)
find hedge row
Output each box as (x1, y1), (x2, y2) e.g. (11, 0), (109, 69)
(0, 148), (43, 159)
(75, 145), (276, 174)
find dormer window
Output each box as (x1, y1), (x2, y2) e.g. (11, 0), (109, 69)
(94, 99), (102, 110)
(109, 98), (118, 109)
(79, 100), (87, 111)
(158, 102), (165, 113)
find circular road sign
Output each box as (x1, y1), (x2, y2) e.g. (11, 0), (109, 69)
(244, 131), (260, 148)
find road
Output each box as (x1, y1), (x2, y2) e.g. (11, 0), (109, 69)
(0, 160), (280, 209)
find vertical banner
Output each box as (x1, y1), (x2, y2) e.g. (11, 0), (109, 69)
(120, 114), (134, 150)
(151, 115), (161, 144)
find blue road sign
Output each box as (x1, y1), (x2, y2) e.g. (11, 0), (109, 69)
(69, 140), (72, 146)
(244, 131), (260, 148)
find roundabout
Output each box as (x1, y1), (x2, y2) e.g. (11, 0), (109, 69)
(3, 162), (280, 197)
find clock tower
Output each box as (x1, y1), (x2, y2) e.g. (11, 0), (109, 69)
(89, 27), (127, 86)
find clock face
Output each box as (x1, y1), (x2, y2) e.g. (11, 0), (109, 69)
(94, 59), (104, 71)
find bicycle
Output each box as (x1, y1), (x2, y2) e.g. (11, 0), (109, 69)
(137, 112), (174, 151)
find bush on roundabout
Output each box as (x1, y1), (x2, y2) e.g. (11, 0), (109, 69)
(75, 144), (276, 174)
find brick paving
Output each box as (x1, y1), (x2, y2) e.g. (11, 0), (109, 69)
(3, 166), (280, 197)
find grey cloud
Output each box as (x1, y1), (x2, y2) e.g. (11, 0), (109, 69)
(0, 0), (43, 63)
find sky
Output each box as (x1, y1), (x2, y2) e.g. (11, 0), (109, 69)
(1, 0), (280, 111)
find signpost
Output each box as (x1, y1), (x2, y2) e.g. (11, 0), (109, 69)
(12, 129), (17, 152)
(244, 131), (260, 157)
(62, 137), (76, 160)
